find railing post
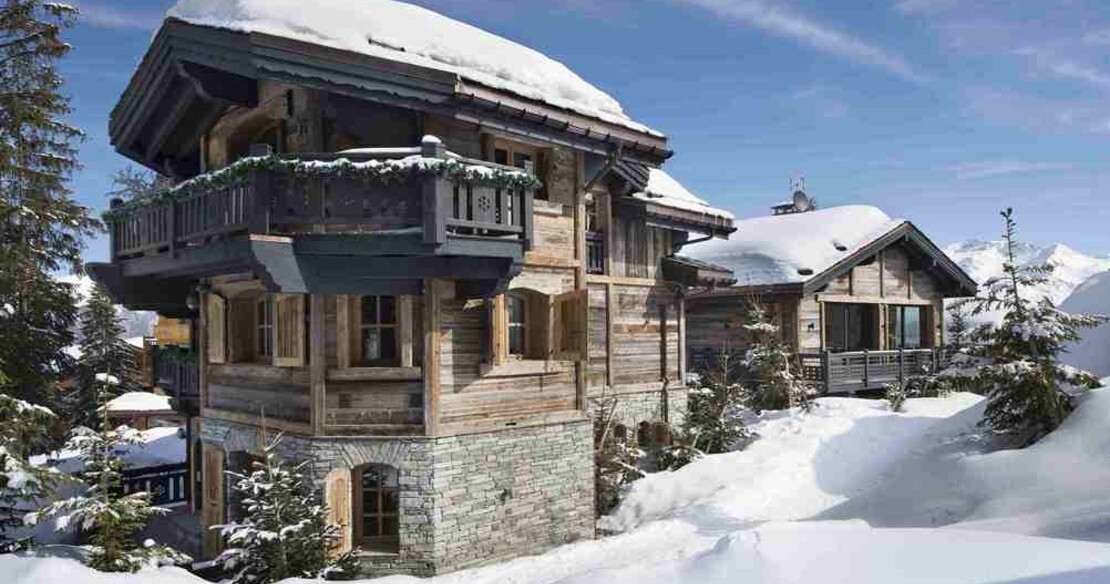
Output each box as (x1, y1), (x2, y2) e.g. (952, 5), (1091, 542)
(422, 136), (448, 246)
(247, 170), (270, 235)
(862, 349), (870, 389)
(521, 187), (533, 251)
(821, 349), (831, 395)
(109, 197), (123, 262)
(167, 201), (178, 258)
(898, 347), (904, 387)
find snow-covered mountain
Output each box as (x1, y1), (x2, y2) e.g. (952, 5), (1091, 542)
(944, 240), (1110, 321)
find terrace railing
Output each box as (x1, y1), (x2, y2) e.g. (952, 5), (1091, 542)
(108, 138), (534, 261)
(799, 348), (943, 394)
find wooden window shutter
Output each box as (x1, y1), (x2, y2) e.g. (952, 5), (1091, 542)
(552, 289), (588, 360)
(273, 294), (306, 367)
(207, 294), (227, 364)
(324, 468), (353, 557)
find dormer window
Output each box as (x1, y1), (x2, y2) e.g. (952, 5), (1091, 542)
(491, 138), (548, 200)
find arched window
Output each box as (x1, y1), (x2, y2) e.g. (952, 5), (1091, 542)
(354, 464), (399, 553)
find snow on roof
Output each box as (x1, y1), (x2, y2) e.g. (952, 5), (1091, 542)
(104, 391), (175, 413)
(167, 0), (660, 137)
(632, 168), (734, 221)
(686, 205), (902, 287)
(33, 426), (185, 475)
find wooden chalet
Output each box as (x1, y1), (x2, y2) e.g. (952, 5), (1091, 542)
(685, 203), (977, 394)
(89, 1), (733, 576)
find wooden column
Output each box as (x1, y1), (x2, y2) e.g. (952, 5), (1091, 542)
(200, 444), (225, 559)
(309, 294), (326, 435)
(573, 152), (587, 411)
(198, 290), (209, 411)
(678, 295), (687, 385)
(423, 279), (442, 436)
(399, 295), (414, 367)
(336, 295), (351, 369)
(605, 283), (615, 388)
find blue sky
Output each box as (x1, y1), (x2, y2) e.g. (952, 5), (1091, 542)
(61, 0), (1110, 263)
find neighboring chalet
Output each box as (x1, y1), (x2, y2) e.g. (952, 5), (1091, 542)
(685, 201), (976, 394)
(88, 0), (733, 577)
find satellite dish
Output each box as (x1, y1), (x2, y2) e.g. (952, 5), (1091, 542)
(792, 189), (813, 213)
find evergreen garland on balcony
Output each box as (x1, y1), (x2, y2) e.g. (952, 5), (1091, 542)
(103, 154), (542, 220)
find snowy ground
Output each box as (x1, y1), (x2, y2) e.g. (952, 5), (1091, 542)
(7, 391), (1110, 583)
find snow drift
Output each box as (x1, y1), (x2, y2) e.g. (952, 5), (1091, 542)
(1060, 272), (1110, 377)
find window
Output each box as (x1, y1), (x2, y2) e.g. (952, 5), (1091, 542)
(356, 464), (399, 553)
(256, 296), (273, 359)
(586, 200), (605, 275)
(507, 293), (527, 356)
(888, 305), (928, 349)
(491, 139), (548, 200)
(825, 303), (878, 352)
(360, 296), (398, 366)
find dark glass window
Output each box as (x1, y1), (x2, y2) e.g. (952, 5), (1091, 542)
(360, 296), (398, 366)
(825, 303), (879, 352)
(888, 305), (927, 349)
(508, 294), (526, 356)
(358, 464), (399, 553)
(256, 296), (273, 359)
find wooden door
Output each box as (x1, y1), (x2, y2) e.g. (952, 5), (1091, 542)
(201, 445), (226, 559)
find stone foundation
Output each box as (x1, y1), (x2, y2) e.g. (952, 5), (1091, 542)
(200, 418), (594, 578)
(587, 383), (689, 433)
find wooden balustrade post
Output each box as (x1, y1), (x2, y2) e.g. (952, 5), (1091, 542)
(862, 349), (870, 389)
(898, 347), (905, 387)
(167, 202), (178, 258)
(521, 187), (533, 251)
(421, 136), (448, 246)
(821, 349), (831, 395)
(247, 170), (270, 235)
(109, 197), (123, 262)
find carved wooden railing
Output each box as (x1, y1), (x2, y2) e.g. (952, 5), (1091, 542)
(108, 139), (534, 260)
(799, 348), (942, 394)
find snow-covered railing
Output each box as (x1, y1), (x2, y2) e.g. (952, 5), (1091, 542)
(799, 348), (942, 394)
(120, 462), (189, 508)
(106, 137), (536, 260)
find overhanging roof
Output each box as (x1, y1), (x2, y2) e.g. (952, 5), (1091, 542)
(111, 19), (671, 176)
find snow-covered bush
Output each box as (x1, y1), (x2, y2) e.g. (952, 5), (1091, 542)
(593, 399), (645, 516)
(884, 382), (908, 412)
(29, 380), (185, 571)
(0, 395), (61, 552)
(741, 304), (812, 413)
(215, 434), (356, 583)
(658, 349), (749, 472)
(945, 209), (1107, 442)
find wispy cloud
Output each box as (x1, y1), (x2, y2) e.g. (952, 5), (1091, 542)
(790, 84), (848, 119)
(1021, 48), (1110, 92)
(948, 159), (1074, 180)
(73, 1), (163, 31)
(674, 0), (928, 84)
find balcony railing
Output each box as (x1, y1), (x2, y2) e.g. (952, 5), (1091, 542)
(107, 139), (535, 261)
(799, 348), (942, 394)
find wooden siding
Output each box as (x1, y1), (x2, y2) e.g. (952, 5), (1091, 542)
(208, 364), (310, 424)
(604, 285), (680, 391)
(685, 296), (801, 369)
(610, 212), (671, 279)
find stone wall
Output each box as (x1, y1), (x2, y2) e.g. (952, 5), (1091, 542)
(199, 417), (595, 578)
(588, 384), (689, 433)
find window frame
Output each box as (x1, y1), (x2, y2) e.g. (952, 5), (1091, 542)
(255, 295), (274, 361)
(507, 292), (528, 358)
(357, 295), (400, 367)
(824, 302), (879, 352)
(887, 305), (929, 350)
(352, 464), (400, 554)
(490, 137), (548, 200)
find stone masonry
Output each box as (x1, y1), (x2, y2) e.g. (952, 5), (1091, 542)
(200, 417), (594, 578)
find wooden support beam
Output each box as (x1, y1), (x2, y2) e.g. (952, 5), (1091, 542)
(423, 278), (442, 436)
(678, 295), (687, 385)
(399, 295), (414, 367)
(198, 290), (209, 411)
(336, 295), (351, 369)
(309, 294), (326, 435)
(605, 283), (615, 388)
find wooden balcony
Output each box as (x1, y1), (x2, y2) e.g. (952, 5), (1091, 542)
(800, 348), (942, 395)
(94, 139), (537, 312)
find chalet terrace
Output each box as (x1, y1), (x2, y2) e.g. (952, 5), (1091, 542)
(89, 0), (734, 577)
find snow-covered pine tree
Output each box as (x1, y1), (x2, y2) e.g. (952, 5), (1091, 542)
(948, 208), (1107, 441)
(30, 380), (183, 571)
(592, 398), (645, 515)
(675, 347), (748, 460)
(0, 1), (97, 405)
(0, 394), (61, 552)
(947, 300), (973, 354)
(67, 285), (139, 429)
(215, 435), (356, 583)
(741, 303), (812, 412)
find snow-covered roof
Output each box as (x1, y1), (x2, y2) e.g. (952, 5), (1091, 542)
(632, 168), (734, 221)
(167, 0), (660, 137)
(686, 205), (903, 287)
(104, 392), (175, 414)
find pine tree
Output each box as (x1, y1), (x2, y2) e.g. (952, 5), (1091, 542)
(215, 435), (356, 583)
(592, 399), (645, 515)
(108, 167), (172, 201)
(668, 348), (748, 466)
(0, 394), (61, 552)
(947, 209), (1107, 442)
(0, 1), (97, 405)
(947, 300), (973, 354)
(29, 381), (184, 571)
(67, 285), (139, 429)
(741, 303), (812, 412)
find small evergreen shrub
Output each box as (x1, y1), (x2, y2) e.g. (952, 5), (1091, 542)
(593, 400), (645, 516)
